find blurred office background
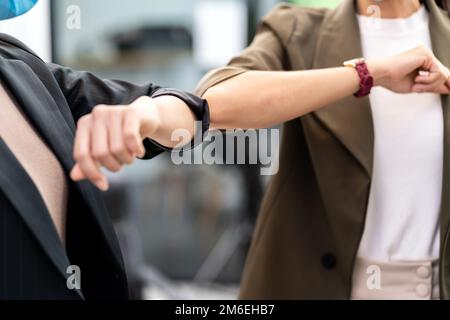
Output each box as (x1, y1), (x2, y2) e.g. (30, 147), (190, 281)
(0, 0), (341, 300)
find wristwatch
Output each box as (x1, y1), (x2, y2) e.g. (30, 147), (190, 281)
(343, 58), (374, 98)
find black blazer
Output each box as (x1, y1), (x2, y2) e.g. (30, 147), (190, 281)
(0, 33), (209, 300)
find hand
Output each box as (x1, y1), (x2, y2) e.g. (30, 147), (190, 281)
(70, 96), (161, 190)
(368, 46), (450, 94)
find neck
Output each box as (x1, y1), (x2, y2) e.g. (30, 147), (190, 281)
(357, 0), (422, 18)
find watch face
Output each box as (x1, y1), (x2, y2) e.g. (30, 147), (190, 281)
(343, 58), (365, 68)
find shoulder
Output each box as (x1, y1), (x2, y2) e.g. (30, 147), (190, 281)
(261, 3), (329, 45)
(0, 33), (59, 93)
(0, 33), (43, 61)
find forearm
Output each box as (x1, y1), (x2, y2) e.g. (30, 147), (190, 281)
(204, 62), (387, 129)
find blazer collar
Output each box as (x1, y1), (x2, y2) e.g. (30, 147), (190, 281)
(311, 0), (373, 177)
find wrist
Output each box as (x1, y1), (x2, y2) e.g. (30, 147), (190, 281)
(366, 59), (391, 87)
(133, 96), (161, 139)
(343, 58), (374, 97)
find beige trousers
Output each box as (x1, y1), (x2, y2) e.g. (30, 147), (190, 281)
(351, 257), (439, 300)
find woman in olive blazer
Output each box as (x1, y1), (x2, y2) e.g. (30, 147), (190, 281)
(196, 0), (450, 299)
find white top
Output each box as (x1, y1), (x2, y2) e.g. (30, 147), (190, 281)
(356, 6), (443, 261)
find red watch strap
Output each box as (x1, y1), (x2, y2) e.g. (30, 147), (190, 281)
(354, 61), (374, 98)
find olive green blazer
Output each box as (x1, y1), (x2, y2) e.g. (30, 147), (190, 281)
(196, 0), (450, 299)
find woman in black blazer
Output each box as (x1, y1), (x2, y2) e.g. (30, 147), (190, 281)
(0, 2), (208, 300)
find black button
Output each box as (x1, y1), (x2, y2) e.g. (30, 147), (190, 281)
(321, 253), (337, 270)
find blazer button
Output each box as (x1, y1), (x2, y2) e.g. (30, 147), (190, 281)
(321, 253), (337, 270)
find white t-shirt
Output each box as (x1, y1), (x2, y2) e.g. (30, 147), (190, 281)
(356, 6), (443, 261)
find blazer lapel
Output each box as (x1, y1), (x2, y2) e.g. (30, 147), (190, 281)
(296, 0), (373, 275)
(426, 0), (450, 298)
(0, 57), (124, 275)
(0, 58), (76, 171)
(311, 0), (374, 177)
(0, 139), (84, 299)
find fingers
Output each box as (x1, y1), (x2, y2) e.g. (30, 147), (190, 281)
(415, 71), (440, 85)
(108, 110), (135, 164)
(91, 118), (122, 173)
(413, 54), (450, 94)
(413, 83), (443, 94)
(70, 164), (84, 181)
(436, 84), (450, 95)
(71, 104), (149, 190)
(412, 72), (444, 93)
(71, 116), (109, 190)
(413, 72), (450, 94)
(123, 110), (146, 158)
(446, 69), (450, 89)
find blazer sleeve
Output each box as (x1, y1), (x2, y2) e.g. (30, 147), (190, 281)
(195, 4), (297, 96)
(47, 63), (209, 159)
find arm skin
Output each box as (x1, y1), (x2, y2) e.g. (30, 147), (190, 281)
(203, 46), (450, 130)
(204, 67), (363, 130)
